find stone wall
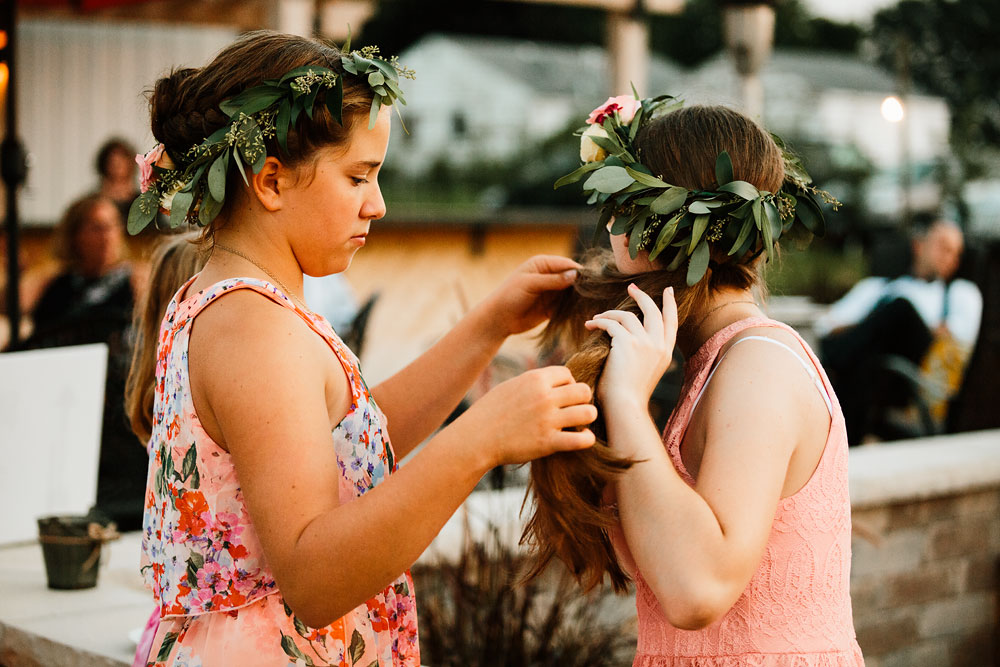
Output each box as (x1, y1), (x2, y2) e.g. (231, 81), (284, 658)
(849, 431), (1000, 667)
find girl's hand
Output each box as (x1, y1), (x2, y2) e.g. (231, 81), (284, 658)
(479, 255), (581, 338)
(451, 366), (597, 468)
(585, 284), (678, 408)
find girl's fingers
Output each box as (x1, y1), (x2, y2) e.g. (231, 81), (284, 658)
(552, 428), (596, 451)
(552, 381), (594, 407)
(590, 309), (644, 336)
(628, 283), (664, 339)
(584, 317), (630, 340)
(556, 404), (599, 429)
(662, 286), (678, 345)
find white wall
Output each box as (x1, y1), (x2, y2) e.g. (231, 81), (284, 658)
(16, 19), (238, 226)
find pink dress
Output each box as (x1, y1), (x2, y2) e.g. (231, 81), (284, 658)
(626, 317), (864, 666)
(139, 277), (419, 666)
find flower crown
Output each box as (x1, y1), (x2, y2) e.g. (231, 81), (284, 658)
(129, 39), (415, 235)
(556, 93), (839, 286)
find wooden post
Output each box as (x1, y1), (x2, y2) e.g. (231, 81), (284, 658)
(499, 0), (682, 97)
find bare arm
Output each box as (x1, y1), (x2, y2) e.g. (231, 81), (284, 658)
(588, 287), (822, 629)
(191, 292), (596, 629)
(372, 255), (580, 458)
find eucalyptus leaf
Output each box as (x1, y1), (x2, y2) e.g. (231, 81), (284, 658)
(628, 212), (649, 259)
(609, 215), (628, 235)
(199, 191), (223, 226)
(368, 71), (385, 87)
(689, 214), (710, 254)
(328, 75), (344, 126)
(127, 191), (158, 235)
(583, 166), (635, 194)
(715, 151), (734, 187)
(761, 202), (775, 260)
(276, 99), (291, 153)
(686, 240), (711, 286)
(625, 166), (669, 188)
(795, 192), (826, 235)
(586, 190), (599, 205)
(649, 187), (688, 215)
(233, 152), (249, 186)
(169, 191), (193, 228)
(649, 214), (680, 261)
(629, 104), (644, 141)
(368, 96), (382, 130)
(718, 180), (760, 200)
(303, 85), (322, 119)
(665, 247), (686, 271)
(180, 164), (207, 193)
(728, 217), (755, 256)
(553, 161), (602, 189)
(688, 200), (712, 215)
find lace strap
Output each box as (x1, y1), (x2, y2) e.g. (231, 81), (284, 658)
(691, 335), (833, 416)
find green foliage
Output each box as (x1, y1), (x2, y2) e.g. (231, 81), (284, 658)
(128, 44), (414, 236)
(872, 0), (1000, 176)
(556, 96), (837, 286)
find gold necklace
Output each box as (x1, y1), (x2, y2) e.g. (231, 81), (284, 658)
(692, 299), (759, 333)
(213, 244), (310, 312)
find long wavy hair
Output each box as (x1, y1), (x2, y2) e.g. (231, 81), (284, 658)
(125, 233), (207, 443)
(521, 105), (785, 593)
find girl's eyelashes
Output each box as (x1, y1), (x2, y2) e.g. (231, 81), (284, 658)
(350, 176), (369, 186)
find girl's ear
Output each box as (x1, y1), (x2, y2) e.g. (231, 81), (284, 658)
(249, 156), (286, 212)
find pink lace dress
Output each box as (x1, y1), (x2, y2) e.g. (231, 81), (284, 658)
(626, 317), (864, 666)
(139, 277), (419, 666)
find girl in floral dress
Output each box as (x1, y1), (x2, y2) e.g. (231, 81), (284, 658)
(132, 31), (597, 666)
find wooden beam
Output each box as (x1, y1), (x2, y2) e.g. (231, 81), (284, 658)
(21, 0), (270, 30)
(498, 0), (682, 14)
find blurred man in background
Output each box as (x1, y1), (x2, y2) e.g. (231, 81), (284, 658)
(817, 219), (983, 444)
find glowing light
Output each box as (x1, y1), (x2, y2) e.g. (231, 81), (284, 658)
(0, 63), (8, 93)
(881, 96), (904, 123)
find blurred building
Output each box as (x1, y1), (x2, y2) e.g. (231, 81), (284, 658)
(387, 34), (685, 177)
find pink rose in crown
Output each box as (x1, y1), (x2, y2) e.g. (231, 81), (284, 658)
(136, 143), (165, 193)
(586, 95), (641, 126)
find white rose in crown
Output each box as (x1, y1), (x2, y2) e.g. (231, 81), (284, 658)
(580, 124), (610, 163)
(159, 180), (187, 213)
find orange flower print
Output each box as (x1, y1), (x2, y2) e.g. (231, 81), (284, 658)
(174, 490), (209, 536)
(366, 598), (391, 632)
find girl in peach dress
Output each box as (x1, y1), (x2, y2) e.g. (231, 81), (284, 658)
(130, 31), (597, 666)
(526, 99), (865, 665)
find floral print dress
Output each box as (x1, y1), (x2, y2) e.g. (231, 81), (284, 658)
(140, 277), (419, 666)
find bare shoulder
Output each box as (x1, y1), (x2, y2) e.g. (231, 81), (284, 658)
(700, 324), (828, 429)
(187, 289), (345, 445)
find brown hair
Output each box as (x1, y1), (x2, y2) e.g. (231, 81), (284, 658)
(522, 105), (784, 593)
(53, 193), (126, 270)
(148, 30), (376, 241)
(125, 233), (207, 443)
(95, 137), (137, 177)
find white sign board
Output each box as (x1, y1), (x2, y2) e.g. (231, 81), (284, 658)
(0, 344), (107, 544)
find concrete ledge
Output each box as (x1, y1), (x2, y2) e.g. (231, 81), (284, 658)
(849, 429), (1000, 509)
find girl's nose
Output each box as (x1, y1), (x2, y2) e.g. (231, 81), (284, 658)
(362, 185), (386, 221)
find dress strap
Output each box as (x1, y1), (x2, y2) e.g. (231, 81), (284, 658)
(690, 335), (834, 416)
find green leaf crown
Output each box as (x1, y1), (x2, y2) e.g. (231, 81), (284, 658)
(556, 93), (839, 286)
(128, 41), (415, 236)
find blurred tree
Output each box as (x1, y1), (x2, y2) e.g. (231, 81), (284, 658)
(363, 0), (860, 66)
(872, 0), (1000, 178)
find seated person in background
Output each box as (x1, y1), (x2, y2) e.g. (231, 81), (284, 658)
(29, 194), (135, 342)
(817, 218), (983, 444)
(25, 194), (144, 529)
(95, 137), (141, 225)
